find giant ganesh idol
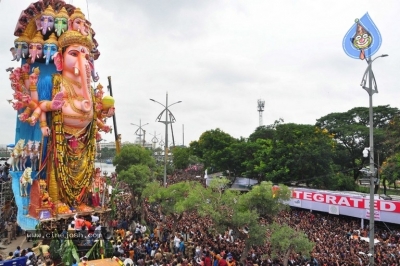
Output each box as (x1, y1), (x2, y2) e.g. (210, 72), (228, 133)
(7, 1), (115, 229)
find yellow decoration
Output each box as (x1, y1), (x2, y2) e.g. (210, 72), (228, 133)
(70, 8), (86, 21)
(45, 33), (59, 46)
(15, 32), (30, 43)
(55, 7), (69, 20)
(57, 204), (71, 214)
(101, 96), (115, 109)
(47, 74), (97, 206)
(58, 30), (94, 50)
(42, 5), (56, 17)
(31, 32), (44, 44)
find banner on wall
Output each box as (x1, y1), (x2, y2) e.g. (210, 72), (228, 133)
(292, 190), (400, 213)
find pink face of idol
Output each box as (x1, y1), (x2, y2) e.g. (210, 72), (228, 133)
(71, 18), (89, 36)
(63, 45), (90, 77)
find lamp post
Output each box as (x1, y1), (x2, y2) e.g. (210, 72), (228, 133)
(130, 120), (149, 147)
(360, 54), (388, 265)
(150, 92), (182, 187)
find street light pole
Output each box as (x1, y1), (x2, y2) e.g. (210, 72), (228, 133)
(360, 54), (388, 265)
(150, 92), (182, 187)
(130, 120), (149, 147)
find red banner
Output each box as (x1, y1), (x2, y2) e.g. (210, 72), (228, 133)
(292, 190), (400, 213)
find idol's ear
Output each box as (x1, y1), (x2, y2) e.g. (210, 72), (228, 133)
(53, 52), (63, 71)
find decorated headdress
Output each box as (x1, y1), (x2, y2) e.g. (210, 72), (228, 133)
(70, 8), (86, 21)
(55, 7), (69, 20)
(58, 30), (94, 50)
(30, 32), (44, 44)
(45, 33), (59, 46)
(42, 5), (56, 17)
(15, 32), (30, 43)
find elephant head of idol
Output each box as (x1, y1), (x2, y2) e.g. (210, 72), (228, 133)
(28, 32), (44, 64)
(56, 30), (95, 112)
(14, 32), (30, 62)
(36, 5), (55, 36)
(43, 33), (58, 65)
(68, 8), (90, 36)
(54, 7), (69, 37)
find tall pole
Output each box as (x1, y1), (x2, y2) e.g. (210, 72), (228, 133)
(257, 99), (265, 127)
(107, 76), (121, 154)
(130, 120), (149, 147)
(150, 93), (182, 187)
(360, 54), (388, 265)
(367, 61), (375, 266)
(164, 93), (169, 187)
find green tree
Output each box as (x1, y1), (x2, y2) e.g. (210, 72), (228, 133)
(316, 105), (399, 182)
(241, 139), (273, 181)
(185, 179), (292, 263)
(118, 164), (152, 200)
(114, 144), (156, 173)
(238, 181), (290, 220)
(142, 181), (196, 233)
(381, 153), (400, 190)
(114, 144), (157, 219)
(379, 114), (400, 193)
(265, 124), (335, 188)
(269, 223), (314, 266)
(171, 146), (190, 170)
(248, 119), (283, 142)
(99, 147), (116, 160)
(143, 178), (300, 264)
(189, 128), (237, 172)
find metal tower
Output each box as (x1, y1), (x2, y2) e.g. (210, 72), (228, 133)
(257, 99), (265, 127)
(130, 119), (149, 146)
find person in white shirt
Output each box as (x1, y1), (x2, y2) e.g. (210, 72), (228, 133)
(124, 257), (134, 266)
(173, 234), (181, 254)
(91, 215), (100, 223)
(141, 224), (147, 235)
(94, 223), (102, 239)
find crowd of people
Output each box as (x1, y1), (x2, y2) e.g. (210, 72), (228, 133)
(0, 241), (58, 265)
(1, 170), (400, 266)
(98, 172), (400, 266)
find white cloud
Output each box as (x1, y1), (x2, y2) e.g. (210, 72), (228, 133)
(0, 0), (399, 147)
